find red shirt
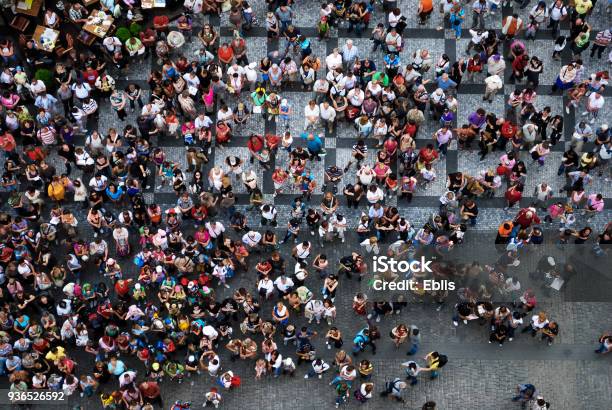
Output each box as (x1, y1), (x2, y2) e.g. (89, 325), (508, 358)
(83, 69), (98, 87)
(505, 188), (522, 203)
(0, 133), (16, 152)
(218, 46), (234, 63)
(501, 121), (517, 139)
(248, 135), (264, 153)
(418, 147), (439, 164)
(515, 209), (541, 228)
(114, 280), (130, 296)
(265, 134), (281, 149)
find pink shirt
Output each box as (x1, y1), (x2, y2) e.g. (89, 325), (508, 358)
(587, 194), (604, 212)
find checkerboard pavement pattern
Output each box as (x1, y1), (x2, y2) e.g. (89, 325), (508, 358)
(4, 1), (612, 409)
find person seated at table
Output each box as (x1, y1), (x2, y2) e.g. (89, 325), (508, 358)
(44, 9), (60, 28)
(101, 0), (121, 16)
(0, 39), (17, 65)
(153, 15), (170, 39)
(68, 3), (88, 24)
(23, 40), (52, 67)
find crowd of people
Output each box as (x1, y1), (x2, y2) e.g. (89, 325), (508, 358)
(0, 0), (610, 409)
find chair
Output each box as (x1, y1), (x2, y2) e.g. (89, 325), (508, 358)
(10, 15), (31, 32)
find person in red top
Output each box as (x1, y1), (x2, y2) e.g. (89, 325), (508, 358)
(114, 278), (132, 301)
(510, 54), (529, 83)
(265, 134), (281, 152)
(504, 183), (523, 211)
(153, 15), (170, 36)
(0, 130), (18, 162)
(514, 207), (541, 229)
(498, 120), (517, 149)
(218, 43), (234, 70)
(384, 137), (398, 157)
(247, 134), (265, 163)
(139, 381), (163, 408)
(418, 143), (439, 166)
(82, 66), (99, 88)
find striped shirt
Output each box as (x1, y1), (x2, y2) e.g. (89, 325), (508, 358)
(37, 127), (56, 145)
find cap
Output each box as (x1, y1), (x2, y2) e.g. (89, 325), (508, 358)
(547, 256), (555, 266)
(107, 258), (115, 265)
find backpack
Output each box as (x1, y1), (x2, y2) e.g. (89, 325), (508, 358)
(437, 354), (448, 368)
(230, 375), (241, 387)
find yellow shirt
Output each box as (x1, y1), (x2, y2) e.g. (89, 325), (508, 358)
(575, 0), (592, 14)
(45, 346), (66, 362)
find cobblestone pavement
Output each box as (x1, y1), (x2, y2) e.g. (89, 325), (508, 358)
(3, 0), (612, 409)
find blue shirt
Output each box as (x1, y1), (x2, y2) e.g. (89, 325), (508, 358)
(437, 77), (457, 91)
(300, 133), (323, 153)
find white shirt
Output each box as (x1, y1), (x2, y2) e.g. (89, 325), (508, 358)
(348, 89), (365, 106)
(319, 104), (336, 120)
(194, 115), (213, 129)
(260, 206), (277, 220)
(325, 53), (342, 71)
(588, 93), (605, 110)
(304, 104), (320, 119)
(274, 277), (294, 291)
(242, 231), (262, 247)
(72, 83), (91, 99)
(485, 74), (503, 91)
(294, 243), (311, 258)
(367, 188), (384, 203)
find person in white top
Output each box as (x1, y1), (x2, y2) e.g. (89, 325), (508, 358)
(522, 312), (549, 337)
(325, 48), (343, 71)
(366, 184), (384, 204)
(319, 101), (336, 132)
(257, 276), (274, 299)
(584, 91), (605, 124)
(330, 214), (347, 242)
(304, 299), (325, 324)
(103, 36), (122, 54)
(347, 87), (365, 107)
(484, 74), (503, 102)
(242, 230), (262, 249)
(205, 221), (225, 241)
(304, 358), (330, 379)
(304, 100), (320, 130)
(292, 241), (312, 262)
(194, 113), (213, 130)
(357, 165), (375, 185)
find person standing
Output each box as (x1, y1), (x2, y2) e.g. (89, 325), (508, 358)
(380, 377), (407, 403)
(109, 89), (128, 121)
(423, 351), (447, 379)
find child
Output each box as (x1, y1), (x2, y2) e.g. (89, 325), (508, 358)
(255, 359), (267, 380)
(552, 36), (566, 60)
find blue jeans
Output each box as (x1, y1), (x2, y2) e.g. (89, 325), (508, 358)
(407, 343), (419, 355)
(406, 374), (418, 385)
(596, 343), (609, 353)
(430, 370), (439, 379)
